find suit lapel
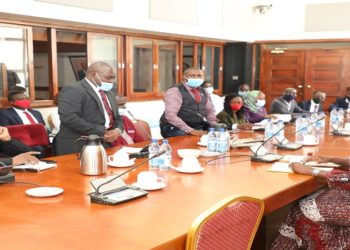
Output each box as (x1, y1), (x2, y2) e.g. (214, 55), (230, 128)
(9, 108), (24, 124)
(80, 80), (105, 117)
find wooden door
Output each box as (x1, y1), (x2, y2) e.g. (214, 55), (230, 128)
(260, 50), (305, 110)
(305, 49), (350, 110)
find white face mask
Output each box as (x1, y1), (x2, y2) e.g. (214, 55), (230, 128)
(95, 73), (114, 92)
(256, 99), (266, 107)
(205, 87), (214, 95)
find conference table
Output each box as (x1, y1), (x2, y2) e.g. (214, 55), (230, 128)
(1, 125), (349, 250)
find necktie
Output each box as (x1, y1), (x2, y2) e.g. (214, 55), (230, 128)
(23, 111), (36, 124)
(313, 104), (319, 112)
(191, 88), (202, 104)
(99, 90), (115, 128)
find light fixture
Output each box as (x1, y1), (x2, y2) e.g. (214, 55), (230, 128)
(253, 4), (272, 14)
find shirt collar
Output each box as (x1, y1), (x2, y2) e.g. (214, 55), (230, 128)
(86, 78), (100, 92)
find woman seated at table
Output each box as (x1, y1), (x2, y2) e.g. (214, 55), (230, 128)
(243, 90), (276, 123)
(270, 156), (350, 249)
(216, 93), (253, 130)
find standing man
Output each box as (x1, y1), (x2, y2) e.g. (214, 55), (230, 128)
(298, 91), (326, 112)
(0, 86), (46, 127)
(54, 61), (123, 155)
(160, 68), (217, 138)
(270, 88), (307, 114)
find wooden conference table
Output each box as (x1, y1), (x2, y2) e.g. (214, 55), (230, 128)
(0, 126), (349, 250)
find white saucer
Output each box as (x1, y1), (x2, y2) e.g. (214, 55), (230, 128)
(173, 166), (204, 173)
(132, 181), (166, 191)
(197, 141), (207, 147)
(200, 150), (221, 158)
(108, 159), (135, 168)
(302, 141), (319, 146)
(25, 187), (64, 197)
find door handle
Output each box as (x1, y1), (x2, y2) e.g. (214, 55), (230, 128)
(298, 85), (303, 88)
(307, 85), (311, 88)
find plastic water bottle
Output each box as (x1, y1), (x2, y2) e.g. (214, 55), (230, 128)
(337, 108), (344, 129)
(330, 108), (338, 132)
(216, 128), (228, 153)
(207, 128), (217, 152)
(159, 139), (172, 170)
(149, 139), (160, 169)
(275, 120), (284, 143)
(316, 112), (325, 133)
(264, 119), (274, 152)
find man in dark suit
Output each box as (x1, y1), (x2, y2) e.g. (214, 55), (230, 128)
(270, 88), (307, 114)
(329, 87), (350, 111)
(54, 61), (123, 155)
(0, 86), (46, 126)
(298, 91), (326, 113)
(0, 126), (39, 166)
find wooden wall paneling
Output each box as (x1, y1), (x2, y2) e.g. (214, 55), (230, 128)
(193, 43), (198, 68)
(48, 28), (58, 100)
(117, 35), (124, 96)
(179, 41), (184, 81)
(153, 40), (159, 95)
(27, 27), (36, 101)
(125, 36), (133, 98)
(218, 46), (224, 94)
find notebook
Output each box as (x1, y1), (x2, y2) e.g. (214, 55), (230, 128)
(12, 161), (57, 172)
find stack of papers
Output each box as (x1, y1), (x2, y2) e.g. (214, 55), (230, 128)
(12, 161), (57, 172)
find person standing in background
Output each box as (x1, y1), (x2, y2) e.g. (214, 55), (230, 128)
(54, 61), (123, 155)
(201, 81), (224, 114)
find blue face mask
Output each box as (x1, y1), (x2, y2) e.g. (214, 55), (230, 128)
(187, 78), (203, 88)
(96, 73), (114, 92)
(238, 91), (248, 98)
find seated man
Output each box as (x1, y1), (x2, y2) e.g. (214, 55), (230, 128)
(160, 67), (217, 138)
(270, 88), (307, 114)
(329, 86), (350, 111)
(0, 86), (46, 126)
(112, 115), (146, 146)
(298, 91), (326, 113)
(201, 81), (224, 114)
(0, 126), (39, 166)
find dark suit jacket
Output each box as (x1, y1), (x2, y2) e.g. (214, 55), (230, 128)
(269, 97), (306, 114)
(0, 108), (46, 126)
(328, 97), (350, 112)
(0, 139), (32, 165)
(298, 100), (324, 112)
(54, 79), (123, 155)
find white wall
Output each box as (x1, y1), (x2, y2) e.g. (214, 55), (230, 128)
(3, 0), (350, 42)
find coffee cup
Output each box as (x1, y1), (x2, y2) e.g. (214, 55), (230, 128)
(108, 151), (129, 163)
(200, 135), (208, 144)
(137, 171), (164, 187)
(181, 156), (200, 169)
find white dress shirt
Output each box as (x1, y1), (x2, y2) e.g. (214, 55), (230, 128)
(13, 107), (39, 124)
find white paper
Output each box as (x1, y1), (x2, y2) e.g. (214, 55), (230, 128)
(89, 175), (126, 193)
(273, 114), (292, 123)
(280, 155), (307, 163)
(12, 161), (57, 171)
(267, 162), (334, 173)
(118, 146), (143, 154)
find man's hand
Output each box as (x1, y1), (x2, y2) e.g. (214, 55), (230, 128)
(302, 156), (330, 164)
(0, 127), (11, 142)
(237, 123), (253, 130)
(104, 128), (122, 143)
(12, 151), (40, 165)
(189, 130), (206, 136)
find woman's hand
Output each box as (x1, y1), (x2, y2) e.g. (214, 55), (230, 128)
(237, 123), (253, 130)
(290, 162), (311, 175)
(302, 156), (330, 164)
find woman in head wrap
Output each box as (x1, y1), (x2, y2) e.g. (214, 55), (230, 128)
(243, 90), (275, 123)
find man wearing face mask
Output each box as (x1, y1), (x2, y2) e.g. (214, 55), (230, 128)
(201, 81), (224, 114)
(0, 86), (46, 127)
(238, 83), (250, 100)
(269, 88), (307, 114)
(328, 87), (350, 112)
(160, 68), (217, 138)
(298, 91), (326, 113)
(54, 61), (123, 155)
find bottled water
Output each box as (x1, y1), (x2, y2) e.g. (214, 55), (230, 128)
(207, 128), (217, 152)
(330, 108), (338, 132)
(148, 139), (160, 169)
(159, 139), (172, 170)
(316, 112), (325, 133)
(216, 128), (228, 153)
(264, 119), (274, 152)
(295, 115), (303, 143)
(337, 108), (344, 129)
(275, 120), (284, 143)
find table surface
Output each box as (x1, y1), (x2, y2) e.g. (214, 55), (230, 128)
(0, 126), (348, 250)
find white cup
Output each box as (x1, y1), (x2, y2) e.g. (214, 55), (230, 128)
(137, 171), (164, 187)
(200, 135), (208, 144)
(303, 134), (316, 144)
(108, 151), (129, 163)
(181, 156), (200, 169)
(344, 123), (350, 131)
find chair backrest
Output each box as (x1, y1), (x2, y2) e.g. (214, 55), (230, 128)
(186, 195), (264, 250)
(133, 119), (152, 141)
(6, 124), (49, 147)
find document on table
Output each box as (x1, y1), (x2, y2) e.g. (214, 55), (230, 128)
(12, 161), (57, 172)
(266, 162), (335, 173)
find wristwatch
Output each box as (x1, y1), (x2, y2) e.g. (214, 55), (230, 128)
(311, 167), (320, 176)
